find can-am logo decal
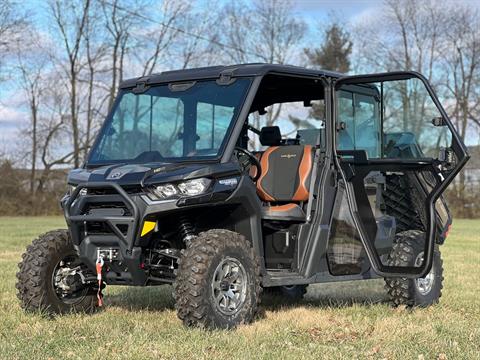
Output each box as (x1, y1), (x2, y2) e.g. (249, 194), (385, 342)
(108, 171), (125, 179)
(153, 167), (166, 173)
(281, 154), (296, 159)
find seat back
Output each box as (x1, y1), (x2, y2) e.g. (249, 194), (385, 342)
(256, 145), (313, 202)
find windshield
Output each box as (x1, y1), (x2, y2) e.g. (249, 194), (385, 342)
(88, 79), (251, 165)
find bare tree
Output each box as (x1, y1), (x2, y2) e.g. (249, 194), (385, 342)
(221, 1), (257, 64)
(82, 6), (107, 160)
(171, 0), (223, 69)
(441, 6), (480, 204)
(49, 0), (91, 168)
(252, 0), (306, 65)
(100, 0), (148, 109)
(353, 0), (446, 80)
(0, 0), (27, 79)
(443, 7), (480, 137)
(36, 82), (78, 195)
(222, 0), (306, 65)
(222, 0), (306, 130)
(351, 0), (479, 217)
(15, 41), (48, 195)
(139, 0), (187, 75)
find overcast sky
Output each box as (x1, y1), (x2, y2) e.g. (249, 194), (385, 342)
(1, 0), (479, 151)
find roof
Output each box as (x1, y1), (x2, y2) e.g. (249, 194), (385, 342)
(120, 63), (344, 89)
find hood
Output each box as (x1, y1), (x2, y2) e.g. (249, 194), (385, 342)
(67, 162), (240, 187)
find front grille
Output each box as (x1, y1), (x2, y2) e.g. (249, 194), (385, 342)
(84, 203), (132, 217)
(86, 221), (111, 235)
(83, 203), (132, 236)
(87, 185), (143, 195)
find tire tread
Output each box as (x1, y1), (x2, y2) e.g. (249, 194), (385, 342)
(384, 230), (443, 307)
(16, 229), (96, 314)
(173, 229), (262, 329)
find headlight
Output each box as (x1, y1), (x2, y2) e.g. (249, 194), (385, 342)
(153, 183), (178, 198)
(68, 185), (87, 196)
(68, 185), (76, 195)
(177, 178), (211, 196)
(149, 178), (211, 200)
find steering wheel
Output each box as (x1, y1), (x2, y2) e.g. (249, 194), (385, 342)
(234, 147), (262, 182)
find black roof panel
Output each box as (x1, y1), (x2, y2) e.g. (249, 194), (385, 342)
(120, 63), (344, 88)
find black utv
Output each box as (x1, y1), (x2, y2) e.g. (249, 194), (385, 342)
(16, 64), (469, 329)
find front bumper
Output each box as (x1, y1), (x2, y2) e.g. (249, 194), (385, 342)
(63, 178), (238, 285)
(63, 182), (151, 285)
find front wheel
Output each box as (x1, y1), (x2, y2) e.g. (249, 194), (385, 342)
(384, 230), (444, 307)
(16, 229), (97, 314)
(174, 229), (262, 329)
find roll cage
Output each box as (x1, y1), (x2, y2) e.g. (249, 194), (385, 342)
(86, 64), (468, 280)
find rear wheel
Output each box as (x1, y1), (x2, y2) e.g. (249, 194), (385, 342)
(384, 230), (443, 307)
(174, 229), (261, 329)
(16, 229), (97, 314)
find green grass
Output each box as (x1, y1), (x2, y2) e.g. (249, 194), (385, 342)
(0, 217), (479, 359)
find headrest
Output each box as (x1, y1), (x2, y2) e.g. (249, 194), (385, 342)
(260, 126), (281, 146)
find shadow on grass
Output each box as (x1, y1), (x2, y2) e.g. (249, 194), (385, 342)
(104, 279), (389, 316)
(260, 279), (390, 313)
(106, 284), (175, 312)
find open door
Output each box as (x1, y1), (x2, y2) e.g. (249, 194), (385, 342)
(332, 72), (469, 278)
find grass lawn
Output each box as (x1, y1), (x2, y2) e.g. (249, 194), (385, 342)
(0, 217), (479, 359)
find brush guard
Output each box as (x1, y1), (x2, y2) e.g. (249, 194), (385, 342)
(63, 182), (147, 285)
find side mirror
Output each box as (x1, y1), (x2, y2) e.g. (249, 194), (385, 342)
(432, 117), (447, 127)
(438, 147), (456, 170)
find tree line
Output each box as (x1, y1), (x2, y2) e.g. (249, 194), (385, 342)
(0, 0), (478, 217)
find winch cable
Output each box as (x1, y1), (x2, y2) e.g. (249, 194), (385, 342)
(96, 256), (104, 307)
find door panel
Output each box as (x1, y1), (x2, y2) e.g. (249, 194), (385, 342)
(333, 72), (469, 278)
(327, 180), (366, 275)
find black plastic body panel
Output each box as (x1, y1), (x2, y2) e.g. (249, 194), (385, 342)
(63, 167), (264, 285)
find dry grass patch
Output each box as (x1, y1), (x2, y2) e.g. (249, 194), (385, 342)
(0, 217), (478, 359)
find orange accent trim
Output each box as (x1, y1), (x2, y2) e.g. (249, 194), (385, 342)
(249, 152), (262, 180)
(292, 145), (313, 201)
(256, 146), (277, 201)
(268, 203), (298, 212)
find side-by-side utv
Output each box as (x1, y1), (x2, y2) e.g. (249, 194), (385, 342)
(16, 64), (469, 329)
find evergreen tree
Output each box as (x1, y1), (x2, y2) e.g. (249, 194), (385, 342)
(305, 23), (353, 73)
(303, 23), (353, 120)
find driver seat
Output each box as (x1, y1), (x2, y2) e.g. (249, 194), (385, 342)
(256, 126), (313, 221)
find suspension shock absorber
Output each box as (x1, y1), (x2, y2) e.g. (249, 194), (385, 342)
(178, 215), (196, 244)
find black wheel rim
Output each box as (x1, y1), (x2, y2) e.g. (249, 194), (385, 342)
(51, 255), (89, 305)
